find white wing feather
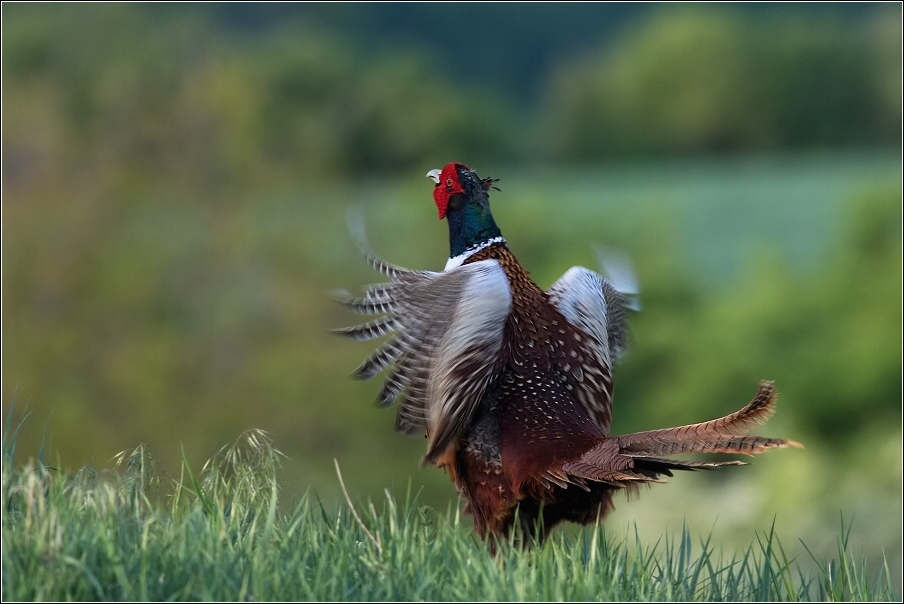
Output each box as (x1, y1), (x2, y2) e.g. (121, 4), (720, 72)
(546, 262), (638, 434)
(547, 257), (637, 366)
(426, 261), (510, 461)
(547, 267), (613, 364)
(337, 256), (511, 464)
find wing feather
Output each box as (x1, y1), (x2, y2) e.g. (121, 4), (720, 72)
(546, 267), (618, 433)
(423, 261), (511, 462)
(337, 255), (511, 464)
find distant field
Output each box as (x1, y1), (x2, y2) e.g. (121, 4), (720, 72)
(362, 149), (901, 285)
(211, 149), (902, 279)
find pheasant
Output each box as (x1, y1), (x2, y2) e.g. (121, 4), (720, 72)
(335, 162), (801, 544)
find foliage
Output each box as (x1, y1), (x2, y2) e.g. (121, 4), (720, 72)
(615, 183), (902, 444)
(2, 4), (899, 190)
(538, 7), (901, 159)
(2, 432), (896, 601)
(1, 3), (510, 193)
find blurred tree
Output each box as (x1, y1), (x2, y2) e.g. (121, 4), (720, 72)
(1, 3), (512, 200)
(614, 184), (902, 451)
(538, 7), (901, 160)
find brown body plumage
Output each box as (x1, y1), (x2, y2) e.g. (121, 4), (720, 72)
(336, 162), (801, 545)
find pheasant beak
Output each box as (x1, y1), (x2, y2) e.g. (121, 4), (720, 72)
(426, 169), (441, 184)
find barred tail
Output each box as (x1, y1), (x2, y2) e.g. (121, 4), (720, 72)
(563, 381), (802, 486)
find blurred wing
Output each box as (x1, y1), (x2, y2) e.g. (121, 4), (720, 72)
(594, 246), (640, 311)
(545, 265), (636, 434)
(335, 254), (511, 465)
(594, 247), (640, 358)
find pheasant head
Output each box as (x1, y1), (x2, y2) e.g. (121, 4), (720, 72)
(427, 162), (504, 267)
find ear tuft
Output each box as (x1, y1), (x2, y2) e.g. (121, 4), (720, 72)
(481, 177), (500, 192)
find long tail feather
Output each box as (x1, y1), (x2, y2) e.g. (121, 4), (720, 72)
(623, 434), (799, 458)
(630, 457), (747, 477)
(617, 381), (803, 454)
(563, 381), (802, 486)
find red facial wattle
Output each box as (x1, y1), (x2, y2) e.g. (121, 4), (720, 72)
(429, 162), (468, 220)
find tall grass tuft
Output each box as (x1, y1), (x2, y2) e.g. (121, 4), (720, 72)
(2, 425), (896, 601)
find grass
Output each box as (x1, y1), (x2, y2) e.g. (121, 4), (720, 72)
(2, 427), (896, 601)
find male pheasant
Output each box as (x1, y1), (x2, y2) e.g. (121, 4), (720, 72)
(336, 162), (801, 544)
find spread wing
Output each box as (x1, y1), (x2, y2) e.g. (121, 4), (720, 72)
(545, 263), (636, 434)
(334, 252), (511, 464)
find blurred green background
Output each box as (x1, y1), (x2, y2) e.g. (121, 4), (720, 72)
(2, 1), (901, 579)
